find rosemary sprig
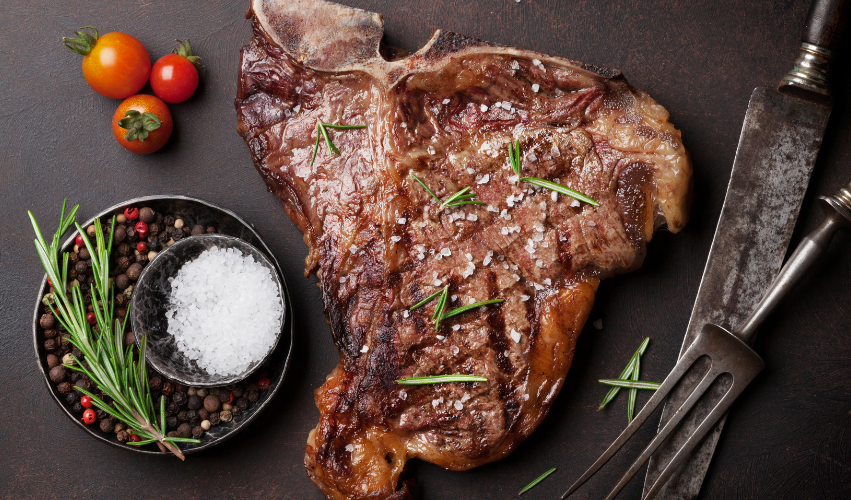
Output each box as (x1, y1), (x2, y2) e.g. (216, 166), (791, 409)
(599, 337), (649, 410)
(29, 202), (199, 459)
(310, 119), (366, 166)
(628, 351), (641, 422)
(519, 467), (557, 495)
(409, 288), (444, 310)
(521, 177), (600, 206)
(409, 173), (485, 211)
(396, 374), (487, 385)
(598, 379), (661, 390)
(441, 299), (504, 321)
(432, 286), (449, 331)
(507, 142), (600, 206)
(508, 140), (522, 176)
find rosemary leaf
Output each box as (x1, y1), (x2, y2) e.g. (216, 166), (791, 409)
(628, 353), (640, 422)
(396, 374), (487, 385)
(598, 379), (661, 390)
(433, 286), (449, 330)
(309, 123), (321, 166)
(521, 177), (600, 206)
(410, 288), (444, 310)
(310, 120), (365, 165)
(323, 124), (366, 130)
(599, 337), (649, 410)
(519, 467), (557, 495)
(441, 299), (504, 321)
(508, 140), (522, 176)
(410, 173), (441, 203)
(318, 120), (339, 155)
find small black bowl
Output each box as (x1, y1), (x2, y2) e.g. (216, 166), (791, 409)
(32, 195), (294, 455)
(131, 234), (286, 387)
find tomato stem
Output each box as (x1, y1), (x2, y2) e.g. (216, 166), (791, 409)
(117, 110), (162, 142)
(173, 39), (205, 70)
(62, 26), (99, 56)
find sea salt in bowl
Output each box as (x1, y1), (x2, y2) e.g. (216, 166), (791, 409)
(131, 234), (286, 387)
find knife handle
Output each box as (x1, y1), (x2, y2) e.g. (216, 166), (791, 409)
(803, 0), (849, 51)
(736, 181), (851, 344)
(779, 0), (849, 101)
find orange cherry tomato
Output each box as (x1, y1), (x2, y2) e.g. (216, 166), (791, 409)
(63, 27), (151, 99)
(112, 95), (173, 154)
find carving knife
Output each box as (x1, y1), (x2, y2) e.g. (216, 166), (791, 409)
(642, 0), (848, 498)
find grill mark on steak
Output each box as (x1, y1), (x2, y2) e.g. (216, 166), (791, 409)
(238, 1), (692, 498)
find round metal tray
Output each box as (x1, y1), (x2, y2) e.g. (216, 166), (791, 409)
(32, 195), (294, 455)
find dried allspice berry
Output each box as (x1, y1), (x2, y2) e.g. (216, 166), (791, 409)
(40, 314), (56, 329)
(126, 263), (143, 281)
(191, 224), (205, 236)
(116, 430), (128, 442)
(49, 366), (67, 383)
(46, 354), (60, 369)
(203, 395), (221, 412)
(57, 382), (72, 394)
(139, 207), (155, 223)
(177, 423), (192, 439)
(100, 419), (115, 433)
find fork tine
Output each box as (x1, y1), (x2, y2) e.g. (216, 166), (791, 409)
(600, 367), (721, 500)
(560, 347), (705, 499)
(643, 382), (743, 499)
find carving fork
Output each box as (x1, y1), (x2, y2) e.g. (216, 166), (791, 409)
(562, 180), (851, 500)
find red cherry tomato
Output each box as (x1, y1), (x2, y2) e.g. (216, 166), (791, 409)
(63, 27), (150, 99)
(75, 234), (85, 247)
(80, 395), (93, 408)
(82, 408), (97, 425)
(112, 95), (173, 155)
(124, 207), (139, 220)
(151, 40), (202, 103)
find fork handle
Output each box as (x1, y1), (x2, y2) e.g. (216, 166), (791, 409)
(737, 181), (851, 344)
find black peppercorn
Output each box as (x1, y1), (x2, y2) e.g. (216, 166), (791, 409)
(247, 389), (259, 403)
(191, 224), (205, 236)
(177, 410), (189, 422)
(96, 409), (108, 420)
(236, 397), (249, 411)
(163, 215), (175, 226)
(123, 331), (135, 347)
(100, 418), (115, 433)
(118, 242), (131, 257)
(126, 263), (143, 281)
(75, 378), (92, 394)
(113, 226), (127, 243)
(46, 354), (60, 369)
(149, 377), (162, 390)
(72, 402), (84, 414)
(115, 307), (127, 320)
(177, 423), (192, 438)
(175, 383), (188, 392)
(218, 391), (231, 404)
(166, 431), (179, 438)
(198, 408), (210, 421)
(126, 226), (137, 241)
(139, 207), (155, 223)
(116, 274), (130, 291)
(158, 231), (169, 243)
(208, 412), (220, 426)
(148, 222), (160, 237)
(148, 238), (161, 251)
(59, 335), (71, 348)
(161, 381), (175, 396)
(57, 382), (72, 394)
(187, 394), (203, 410)
(79, 247), (91, 261)
(115, 293), (129, 307)
(231, 386), (244, 398)
(44, 338), (58, 352)
(206, 226), (217, 234)
(117, 256), (132, 272)
(171, 229), (183, 241)
(49, 365), (67, 383)
(231, 406), (242, 417)
(154, 212), (163, 224)
(70, 371), (82, 383)
(40, 313), (56, 329)
(187, 409), (199, 423)
(72, 347), (82, 358)
(172, 391), (187, 406)
(192, 425), (204, 439)
(166, 401), (180, 416)
(65, 392), (79, 405)
(69, 251), (79, 264)
(43, 328), (58, 339)
(166, 416), (178, 429)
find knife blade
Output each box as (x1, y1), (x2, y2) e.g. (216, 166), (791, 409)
(642, 0), (848, 498)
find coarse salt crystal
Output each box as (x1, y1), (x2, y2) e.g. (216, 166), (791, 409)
(441, 248), (451, 256)
(508, 174), (519, 184)
(349, 244), (358, 253)
(360, 344), (369, 353)
(523, 393), (530, 401)
(533, 58), (541, 66)
(467, 167), (475, 174)
(512, 274), (521, 282)
(536, 259), (543, 267)
(345, 444), (354, 452)
(501, 227), (509, 235)
(427, 145), (436, 155)
(543, 278), (552, 286)
(571, 199), (581, 208)
(551, 191), (558, 201)
(443, 98), (450, 104)
(436, 335), (445, 340)
(477, 174), (490, 185)
(532, 83), (540, 92)
(454, 400), (464, 410)
(487, 205), (498, 212)
(510, 330), (521, 343)
(452, 324), (461, 331)
(521, 295), (530, 301)
(403, 310), (410, 318)
(450, 345), (460, 355)
(465, 253), (473, 261)
(390, 236), (401, 243)
(400, 390), (407, 400)
(480, 104), (489, 112)
(397, 217), (407, 224)
(482, 255), (492, 266)
(467, 213), (478, 222)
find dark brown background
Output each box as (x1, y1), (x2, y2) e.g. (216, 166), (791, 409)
(1, 0), (850, 498)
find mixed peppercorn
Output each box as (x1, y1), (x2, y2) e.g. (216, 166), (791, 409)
(38, 205), (274, 448)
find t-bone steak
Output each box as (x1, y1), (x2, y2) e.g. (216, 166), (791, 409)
(236, 1), (693, 498)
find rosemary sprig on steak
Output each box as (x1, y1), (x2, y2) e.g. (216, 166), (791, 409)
(410, 173), (484, 210)
(431, 286), (449, 331)
(396, 374), (488, 385)
(507, 142), (600, 206)
(409, 288), (444, 310)
(519, 467), (557, 495)
(441, 299), (504, 320)
(310, 120), (366, 166)
(28, 201), (199, 459)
